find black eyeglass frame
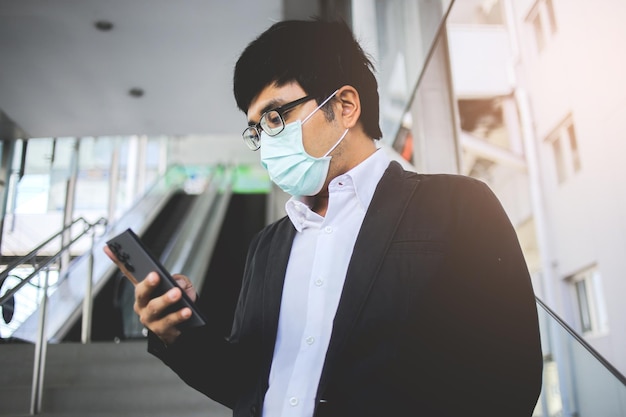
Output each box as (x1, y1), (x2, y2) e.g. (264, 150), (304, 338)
(242, 95), (313, 151)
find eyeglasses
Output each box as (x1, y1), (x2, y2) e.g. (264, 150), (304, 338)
(242, 95), (313, 151)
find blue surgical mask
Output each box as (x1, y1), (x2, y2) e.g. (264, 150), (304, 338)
(260, 91), (348, 196)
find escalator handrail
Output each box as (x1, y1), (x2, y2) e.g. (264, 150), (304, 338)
(159, 171), (219, 273)
(183, 166), (234, 292)
(159, 165), (234, 289)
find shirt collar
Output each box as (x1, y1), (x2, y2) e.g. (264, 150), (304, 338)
(339, 148), (390, 211)
(285, 148), (390, 232)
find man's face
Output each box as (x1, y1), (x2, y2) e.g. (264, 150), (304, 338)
(246, 81), (343, 159)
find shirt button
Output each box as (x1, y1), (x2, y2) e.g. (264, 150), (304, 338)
(324, 226), (333, 234)
(306, 336), (315, 345)
(315, 279), (324, 287)
(289, 397), (299, 406)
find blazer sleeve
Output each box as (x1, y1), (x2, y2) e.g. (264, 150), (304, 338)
(147, 229), (264, 409)
(420, 177), (543, 416)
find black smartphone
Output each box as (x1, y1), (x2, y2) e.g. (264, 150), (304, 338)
(106, 228), (206, 328)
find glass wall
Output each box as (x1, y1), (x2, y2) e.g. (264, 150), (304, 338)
(2, 135), (168, 257)
(352, 0), (453, 145)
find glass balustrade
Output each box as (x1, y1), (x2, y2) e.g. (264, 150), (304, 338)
(535, 300), (626, 416)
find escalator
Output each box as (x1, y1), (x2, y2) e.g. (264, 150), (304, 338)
(6, 164), (263, 344)
(63, 191), (198, 341)
(62, 190), (267, 343)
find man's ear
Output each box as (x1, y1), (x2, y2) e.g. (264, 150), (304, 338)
(336, 86), (361, 129)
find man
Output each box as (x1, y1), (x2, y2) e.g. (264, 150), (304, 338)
(108, 19), (543, 416)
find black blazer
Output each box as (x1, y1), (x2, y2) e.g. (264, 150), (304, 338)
(150, 161), (543, 417)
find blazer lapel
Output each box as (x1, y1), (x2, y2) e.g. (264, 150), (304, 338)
(260, 218), (296, 378)
(317, 161), (420, 395)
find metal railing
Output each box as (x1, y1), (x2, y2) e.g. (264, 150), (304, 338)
(0, 216), (107, 414)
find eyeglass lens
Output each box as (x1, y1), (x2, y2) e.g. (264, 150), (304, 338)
(242, 95), (314, 151)
(260, 111), (284, 135)
(242, 110), (286, 150)
(243, 127), (260, 150)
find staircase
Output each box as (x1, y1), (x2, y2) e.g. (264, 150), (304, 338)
(0, 341), (230, 417)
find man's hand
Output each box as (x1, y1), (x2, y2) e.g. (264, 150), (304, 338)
(134, 272), (196, 345)
(103, 245), (196, 345)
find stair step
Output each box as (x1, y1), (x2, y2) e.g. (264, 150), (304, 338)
(0, 386), (31, 415)
(0, 341), (230, 416)
(41, 381), (219, 412)
(5, 413), (226, 417)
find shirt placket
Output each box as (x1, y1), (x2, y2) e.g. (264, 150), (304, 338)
(281, 219), (336, 416)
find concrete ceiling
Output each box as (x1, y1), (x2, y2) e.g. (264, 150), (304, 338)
(0, 0), (283, 139)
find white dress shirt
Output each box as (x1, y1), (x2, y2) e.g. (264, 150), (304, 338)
(262, 149), (390, 417)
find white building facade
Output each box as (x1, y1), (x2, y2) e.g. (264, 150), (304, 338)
(448, 0), (626, 377)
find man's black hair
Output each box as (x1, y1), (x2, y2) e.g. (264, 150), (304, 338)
(233, 19), (382, 140)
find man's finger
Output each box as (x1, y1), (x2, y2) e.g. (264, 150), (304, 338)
(135, 272), (161, 308)
(150, 308), (194, 345)
(172, 274), (197, 302)
(139, 286), (182, 322)
(142, 307), (193, 344)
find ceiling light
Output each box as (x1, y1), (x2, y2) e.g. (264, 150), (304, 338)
(94, 20), (114, 31)
(128, 88), (145, 98)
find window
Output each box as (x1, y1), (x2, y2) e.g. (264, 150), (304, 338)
(567, 123), (581, 172)
(527, 0), (558, 53)
(575, 279), (593, 333)
(545, 115), (581, 184)
(568, 265), (609, 336)
(549, 132), (566, 183)
(545, 0), (558, 34)
(531, 12), (545, 51)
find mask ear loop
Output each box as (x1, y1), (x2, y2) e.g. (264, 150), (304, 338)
(323, 128), (349, 157)
(300, 88), (346, 157)
(302, 89), (340, 125)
